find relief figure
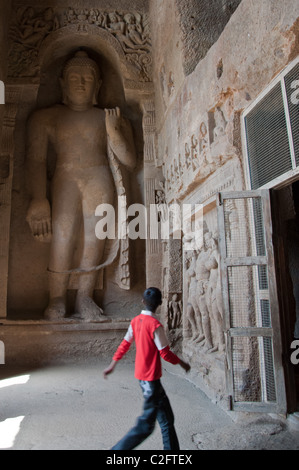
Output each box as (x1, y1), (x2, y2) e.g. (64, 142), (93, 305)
(205, 232), (225, 353)
(195, 232), (214, 352)
(168, 293), (182, 330)
(184, 251), (204, 342)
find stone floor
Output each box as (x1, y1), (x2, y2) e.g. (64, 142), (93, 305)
(0, 359), (299, 451)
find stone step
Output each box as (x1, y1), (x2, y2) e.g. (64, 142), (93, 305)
(0, 318), (131, 365)
(287, 412), (299, 430)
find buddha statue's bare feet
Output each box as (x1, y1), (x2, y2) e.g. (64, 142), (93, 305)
(44, 297), (66, 320)
(73, 295), (105, 322)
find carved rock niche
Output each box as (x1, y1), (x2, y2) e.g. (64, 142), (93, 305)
(6, 9), (149, 320)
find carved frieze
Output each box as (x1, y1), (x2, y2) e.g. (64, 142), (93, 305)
(163, 106), (237, 203)
(8, 6), (152, 82)
(8, 7), (58, 79)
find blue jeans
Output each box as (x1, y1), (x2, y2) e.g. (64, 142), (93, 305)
(111, 379), (180, 450)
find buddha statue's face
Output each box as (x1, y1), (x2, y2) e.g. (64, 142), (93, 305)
(61, 65), (100, 110)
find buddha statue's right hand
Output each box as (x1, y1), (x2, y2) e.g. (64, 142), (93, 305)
(26, 198), (52, 243)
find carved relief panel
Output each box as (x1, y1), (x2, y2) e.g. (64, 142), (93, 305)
(8, 6), (152, 83)
(183, 224), (224, 355)
(164, 105), (237, 203)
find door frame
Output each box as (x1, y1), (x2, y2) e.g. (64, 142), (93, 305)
(271, 183), (299, 413)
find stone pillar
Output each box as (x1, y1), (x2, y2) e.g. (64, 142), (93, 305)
(142, 98), (163, 289)
(0, 0), (12, 318)
(0, 87), (20, 317)
(0, 83), (39, 318)
(0, 0), (11, 135)
(0, 0), (12, 159)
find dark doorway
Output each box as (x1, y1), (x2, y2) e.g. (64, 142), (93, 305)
(272, 180), (299, 413)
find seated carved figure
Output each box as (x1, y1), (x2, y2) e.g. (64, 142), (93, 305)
(26, 50), (136, 321)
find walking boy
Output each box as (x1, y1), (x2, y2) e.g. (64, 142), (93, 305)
(103, 287), (190, 450)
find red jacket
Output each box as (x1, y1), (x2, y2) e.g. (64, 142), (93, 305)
(113, 311), (180, 381)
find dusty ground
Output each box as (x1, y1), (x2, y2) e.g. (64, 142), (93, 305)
(0, 359), (298, 451)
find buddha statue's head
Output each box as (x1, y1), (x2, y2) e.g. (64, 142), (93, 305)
(61, 51), (101, 110)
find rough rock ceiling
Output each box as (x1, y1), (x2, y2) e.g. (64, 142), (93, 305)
(175, 0), (242, 75)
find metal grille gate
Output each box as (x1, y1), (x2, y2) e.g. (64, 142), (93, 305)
(217, 190), (286, 413)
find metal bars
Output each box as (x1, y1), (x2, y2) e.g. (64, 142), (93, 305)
(217, 190), (286, 413)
